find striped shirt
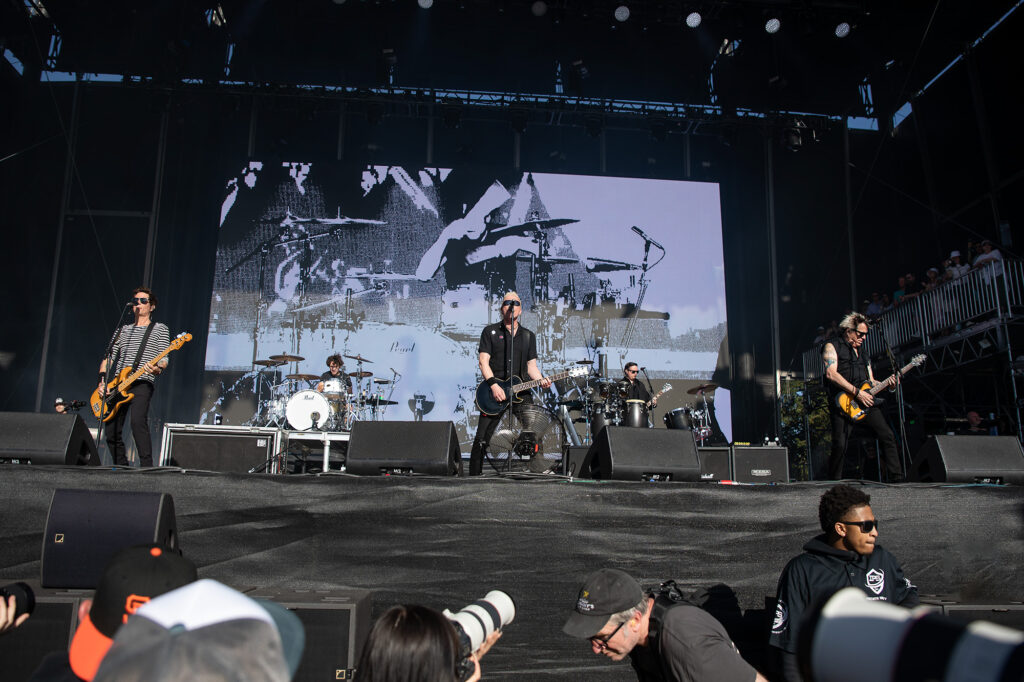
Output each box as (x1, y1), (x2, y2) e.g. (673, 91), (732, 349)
(107, 322), (171, 384)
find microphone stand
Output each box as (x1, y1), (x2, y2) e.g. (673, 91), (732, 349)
(505, 305), (515, 473)
(97, 303), (135, 466)
(881, 334), (909, 476)
(640, 367), (656, 427)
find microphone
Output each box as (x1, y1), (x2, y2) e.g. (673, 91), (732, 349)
(640, 367), (647, 371)
(125, 301), (135, 307)
(631, 226), (664, 251)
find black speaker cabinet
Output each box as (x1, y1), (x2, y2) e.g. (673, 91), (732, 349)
(563, 445), (593, 478)
(586, 427), (701, 482)
(697, 446), (732, 482)
(0, 412), (99, 466)
(160, 424), (282, 472)
(346, 421), (462, 476)
(41, 488), (178, 589)
(245, 588), (372, 682)
(731, 446), (789, 483)
(911, 435), (1024, 484)
(0, 580), (86, 681)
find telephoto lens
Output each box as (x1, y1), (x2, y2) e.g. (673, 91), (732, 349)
(444, 590), (516, 681)
(0, 581), (36, 619)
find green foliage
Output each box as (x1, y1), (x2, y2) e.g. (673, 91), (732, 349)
(779, 377), (831, 480)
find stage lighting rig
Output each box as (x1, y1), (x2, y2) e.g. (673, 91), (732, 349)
(686, 12), (702, 28)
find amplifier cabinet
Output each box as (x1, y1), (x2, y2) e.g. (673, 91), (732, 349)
(159, 423), (283, 473)
(730, 445), (789, 483)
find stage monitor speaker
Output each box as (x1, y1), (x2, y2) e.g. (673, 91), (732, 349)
(697, 446), (732, 482)
(346, 421), (462, 476)
(41, 488), (178, 589)
(910, 435), (1024, 484)
(587, 427), (700, 482)
(731, 446), (789, 483)
(160, 424), (282, 473)
(0, 412), (99, 466)
(0, 581), (85, 681)
(563, 446), (593, 478)
(245, 588), (372, 682)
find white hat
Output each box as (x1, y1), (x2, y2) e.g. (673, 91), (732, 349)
(950, 250), (961, 258)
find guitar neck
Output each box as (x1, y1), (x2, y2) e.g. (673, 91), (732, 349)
(510, 369), (574, 393)
(117, 344), (175, 390)
(868, 361), (917, 396)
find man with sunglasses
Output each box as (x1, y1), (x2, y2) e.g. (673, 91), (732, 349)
(821, 312), (903, 482)
(620, 362), (657, 407)
(470, 292), (551, 476)
(769, 484), (918, 681)
(97, 287), (170, 467)
(563, 568), (767, 682)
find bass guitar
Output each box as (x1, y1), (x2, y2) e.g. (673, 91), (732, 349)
(835, 354), (925, 421)
(91, 332), (192, 423)
(475, 366), (589, 416)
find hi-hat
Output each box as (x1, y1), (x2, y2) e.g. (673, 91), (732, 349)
(349, 371), (373, 378)
(373, 378), (391, 384)
(344, 354), (374, 364)
(365, 397), (398, 406)
(254, 359), (285, 367)
(270, 353), (305, 362)
(286, 373), (319, 381)
(687, 383), (718, 395)
(575, 359), (594, 365)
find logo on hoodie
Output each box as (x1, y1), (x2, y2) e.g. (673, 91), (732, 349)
(865, 568), (885, 595)
(771, 600), (788, 634)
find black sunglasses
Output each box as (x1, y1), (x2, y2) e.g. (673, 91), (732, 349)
(589, 620), (625, 650)
(502, 300), (522, 307)
(133, 297), (150, 304)
(852, 330), (867, 338)
(841, 519), (878, 533)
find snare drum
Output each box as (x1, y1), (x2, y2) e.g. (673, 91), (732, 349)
(286, 390), (333, 431)
(663, 407), (692, 430)
(322, 378), (346, 398)
(622, 399), (649, 428)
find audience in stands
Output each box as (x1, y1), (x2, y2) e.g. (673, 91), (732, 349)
(946, 250), (970, 278)
(356, 604), (500, 682)
(865, 292), (883, 317)
(29, 544), (198, 682)
(973, 239), (1003, 267)
(94, 579), (305, 682)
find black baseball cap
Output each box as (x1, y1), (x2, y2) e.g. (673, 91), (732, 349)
(563, 568), (643, 639)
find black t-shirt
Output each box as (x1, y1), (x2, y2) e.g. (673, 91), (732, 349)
(320, 369), (353, 391)
(621, 379), (653, 402)
(823, 335), (868, 403)
(478, 322), (537, 381)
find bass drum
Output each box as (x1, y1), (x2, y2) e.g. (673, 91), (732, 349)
(286, 390), (333, 431)
(622, 399), (649, 428)
(663, 407), (692, 430)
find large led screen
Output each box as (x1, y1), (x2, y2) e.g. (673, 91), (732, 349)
(203, 162), (730, 456)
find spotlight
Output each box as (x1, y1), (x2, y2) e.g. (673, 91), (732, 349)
(835, 22), (851, 38)
(531, 0), (547, 17)
(417, 0), (433, 7)
(685, 11), (701, 28)
(765, 17), (781, 34)
(614, 4), (630, 22)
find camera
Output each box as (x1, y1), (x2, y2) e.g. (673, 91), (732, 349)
(0, 581), (35, 619)
(444, 590), (516, 681)
(798, 588), (1024, 682)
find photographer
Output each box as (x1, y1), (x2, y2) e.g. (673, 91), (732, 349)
(1, 588), (30, 635)
(356, 605), (501, 682)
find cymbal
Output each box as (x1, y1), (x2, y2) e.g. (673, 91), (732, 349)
(365, 397), (398, 406)
(254, 359), (285, 367)
(349, 371), (373, 378)
(576, 359), (595, 365)
(373, 378), (391, 384)
(286, 373), (319, 381)
(270, 353), (305, 362)
(540, 256), (579, 264)
(687, 383), (718, 395)
(343, 354), (374, 364)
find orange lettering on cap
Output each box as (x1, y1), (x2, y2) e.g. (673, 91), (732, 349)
(123, 594), (151, 623)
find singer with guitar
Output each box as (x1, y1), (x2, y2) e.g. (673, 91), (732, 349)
(470, 291), (551, 476)
(822, 312), (903, 482)
(97, 287), (170, 467)
(620, 362), (658, 407)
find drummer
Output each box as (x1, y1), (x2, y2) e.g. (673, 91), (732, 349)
(317, 353), (353, 395)
(620, 362), (656, 407)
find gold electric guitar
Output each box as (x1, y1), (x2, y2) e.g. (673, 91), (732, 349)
(835, 354), (925, 421)
(91, 332), (192, 422)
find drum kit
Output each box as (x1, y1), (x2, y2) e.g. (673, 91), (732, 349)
(662, 383), (717, 444)
(253, 352), (398, 432)
(560, 360), (658, 440)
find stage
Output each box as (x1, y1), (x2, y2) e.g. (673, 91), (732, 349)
(1, 466), (1022, 680)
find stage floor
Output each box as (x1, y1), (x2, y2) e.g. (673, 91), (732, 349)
(1, 466), (1022, 680)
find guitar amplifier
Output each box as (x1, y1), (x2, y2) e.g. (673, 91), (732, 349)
(730, 445), (789, 483)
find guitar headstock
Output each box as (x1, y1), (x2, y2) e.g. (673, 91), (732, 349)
(660, 383), (673, 393)
(170, 332), (193, 350)
(910, 354), (926, 368)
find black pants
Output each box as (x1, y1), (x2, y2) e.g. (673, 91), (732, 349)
(105, 380), (155, 467)
(469, 401), (531, 476)
(828, 407), (901, 480)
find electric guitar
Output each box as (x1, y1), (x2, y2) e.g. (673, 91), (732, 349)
(91, 332), (192, 422)
(475, 366), (590, 416)
(835, 354), (925, 421)
(644, 383), (673, 407)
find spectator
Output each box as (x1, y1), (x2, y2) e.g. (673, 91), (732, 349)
(29, 545), (197, 682)
(880, 292), (893, 312)
(923, 267), (941, 292)
(902, 272), (922, 299)
(94, 579), (304, 682)
(946, 251), (970, 278)
(973, 239), (1003, 268)
(812, 326), (827, 345)
(892, 276), (907, 305)
(865, 293), (882, 317)
(958, 411), (989, 436)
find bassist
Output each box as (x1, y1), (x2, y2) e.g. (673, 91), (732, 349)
(97, 287), (169, 467)
(822, 313), (903, 482)
(470, 291), (551, 476)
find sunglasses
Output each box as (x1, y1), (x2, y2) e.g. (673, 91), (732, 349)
(852, 330), (867, 338)
(133, 297), (150, 304)
(589, 620), (625, 651)
(841, 519), (879, 533)
(627, 369), (639, 374)
(502, 300), (522, 307)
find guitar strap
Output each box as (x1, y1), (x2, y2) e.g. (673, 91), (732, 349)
(130, 323), (156, 376)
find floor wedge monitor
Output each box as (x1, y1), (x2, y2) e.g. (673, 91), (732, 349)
(0, 412), (99, 465)
(587, 426), (701, 481)
(911, 435), (1024, 484)
(346, 421), (463, 476)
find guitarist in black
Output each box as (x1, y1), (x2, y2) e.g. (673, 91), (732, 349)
(97, 287), (170, 467)
(822, 312), (903, 482)
(620, 363), (657, 407)
(469, 291), (551, 476)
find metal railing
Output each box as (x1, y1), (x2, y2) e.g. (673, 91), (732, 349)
(802, 259), (1022, 379)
